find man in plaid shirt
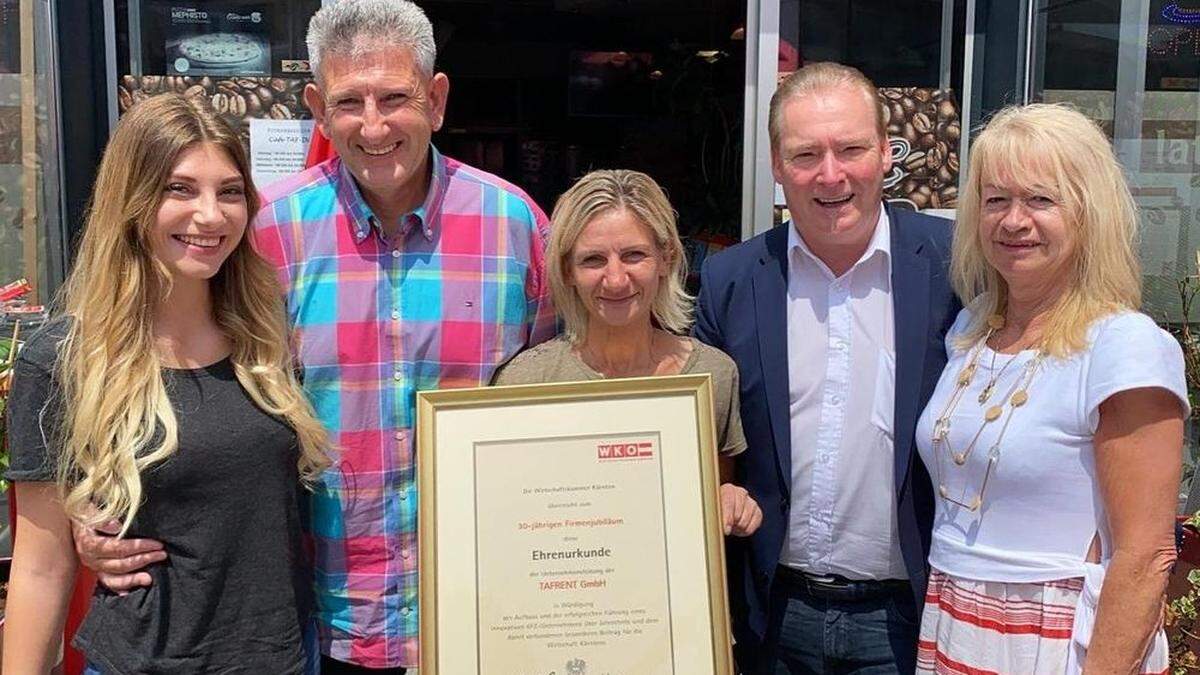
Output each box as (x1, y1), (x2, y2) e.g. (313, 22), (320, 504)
(73, 1), (554, 672)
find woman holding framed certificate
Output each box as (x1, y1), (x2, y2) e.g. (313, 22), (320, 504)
(493, 169), (761, 537)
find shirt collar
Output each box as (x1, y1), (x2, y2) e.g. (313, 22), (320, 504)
(337, 144), (449, 245)
(787, 204), (892, 279)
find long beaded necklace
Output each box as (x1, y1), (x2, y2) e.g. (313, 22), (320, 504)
(930, 315), (1046, 511)
(978, 346), (1023, 405)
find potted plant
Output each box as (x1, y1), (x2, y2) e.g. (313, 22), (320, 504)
(1166, 251), (1200, 672)
(1170, 513), (1200, 672)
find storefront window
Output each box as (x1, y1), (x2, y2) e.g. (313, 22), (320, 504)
(430, 1), (747, 246)
(0, 0), (65, 301)
(115, 0), (748, 273)
(0, 0), (66, 558)
(1034, 0), (1200, 322)
(115, 0), (322, 189)
(1030, 0), (1200, 502)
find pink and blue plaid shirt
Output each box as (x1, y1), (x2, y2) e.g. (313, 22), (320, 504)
(253, 147), (555, 668)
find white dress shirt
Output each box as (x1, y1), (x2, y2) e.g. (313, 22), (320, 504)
(779, 209), (908, 580)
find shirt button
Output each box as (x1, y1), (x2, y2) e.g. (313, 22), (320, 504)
(831, 395), (841, 406)
(393, 372), (402, 381)
(391, 310), (400, 320)
(395, 431), (404, 441)
(401, 606), (411, 615)
(400, 491), (408, 501)
(391, 249), (401, 258)
(400, 548), (410, 559)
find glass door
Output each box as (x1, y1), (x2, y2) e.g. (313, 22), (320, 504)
(0, 0), (65, 300)
(1026, 0), (1200, 505)
(1030, 0), (1200, 321)
(113, 0), (749, 282)
(426, 0), (748, 253)
(0, 0), (68, 557)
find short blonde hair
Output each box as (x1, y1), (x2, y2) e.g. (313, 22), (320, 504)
(951, 103), (1141, 356)
(548, 170), (692, 345)
(769, 62), (886, 148)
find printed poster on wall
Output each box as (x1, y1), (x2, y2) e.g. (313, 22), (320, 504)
(249, 118), (314, 188)
(166, 5), (272, 76)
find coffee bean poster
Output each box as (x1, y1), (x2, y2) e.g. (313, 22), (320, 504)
(117, 75), (311, 154)
(164, 4), (272, 76)
(879, 87), (961, 211)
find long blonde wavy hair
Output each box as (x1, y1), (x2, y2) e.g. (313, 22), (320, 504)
(951, 103), (1141, 356)
(55, 93), (331, 533)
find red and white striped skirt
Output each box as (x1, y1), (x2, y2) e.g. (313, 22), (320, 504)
(916, 568), (1168, 674)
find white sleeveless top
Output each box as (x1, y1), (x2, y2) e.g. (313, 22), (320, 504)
(914, 309), (1188, 583)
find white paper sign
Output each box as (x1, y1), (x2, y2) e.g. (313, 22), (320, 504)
(249, 118), (315, 188)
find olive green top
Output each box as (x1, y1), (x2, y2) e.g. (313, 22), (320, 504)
(493, 336), (747, 456)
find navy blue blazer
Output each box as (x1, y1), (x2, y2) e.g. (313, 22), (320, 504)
(694, 203), (960, 653)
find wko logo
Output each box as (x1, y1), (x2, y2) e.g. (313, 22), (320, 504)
(597, 441), (653, 460)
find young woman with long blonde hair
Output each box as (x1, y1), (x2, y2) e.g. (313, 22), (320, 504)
(3, 93), (330, 674)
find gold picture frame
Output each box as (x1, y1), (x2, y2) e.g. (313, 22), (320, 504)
(417, 374), (734, 675)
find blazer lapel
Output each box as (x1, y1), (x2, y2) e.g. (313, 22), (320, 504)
(753, 228), (792, 491)
(890, 208), (930, 496)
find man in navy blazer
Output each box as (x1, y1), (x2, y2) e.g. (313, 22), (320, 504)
(695, 63), (960, 673)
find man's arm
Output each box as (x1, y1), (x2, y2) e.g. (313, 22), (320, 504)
(525, 200), (557, 345)
(696, 261), (760, 536)
(692, 260), (725, 350)
(72, 513), (167, 592)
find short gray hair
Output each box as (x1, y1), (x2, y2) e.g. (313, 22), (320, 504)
(306, 0), (436, 82)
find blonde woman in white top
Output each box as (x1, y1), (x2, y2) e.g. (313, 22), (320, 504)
(913, 103), (1186, 674)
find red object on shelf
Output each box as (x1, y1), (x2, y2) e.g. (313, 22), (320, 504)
(304, 128), (337, 168)
(0, 278), (31, 302)
(8, 484), (93, 675)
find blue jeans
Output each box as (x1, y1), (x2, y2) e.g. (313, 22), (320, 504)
(759, 568), (919, 674)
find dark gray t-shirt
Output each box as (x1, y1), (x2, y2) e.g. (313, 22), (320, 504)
(6, 319), (311, 674)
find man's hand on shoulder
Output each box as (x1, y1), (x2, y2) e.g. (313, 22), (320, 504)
(71, 517), (167, 594)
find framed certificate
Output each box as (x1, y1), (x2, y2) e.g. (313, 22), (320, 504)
(417, 374), (734, 675)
